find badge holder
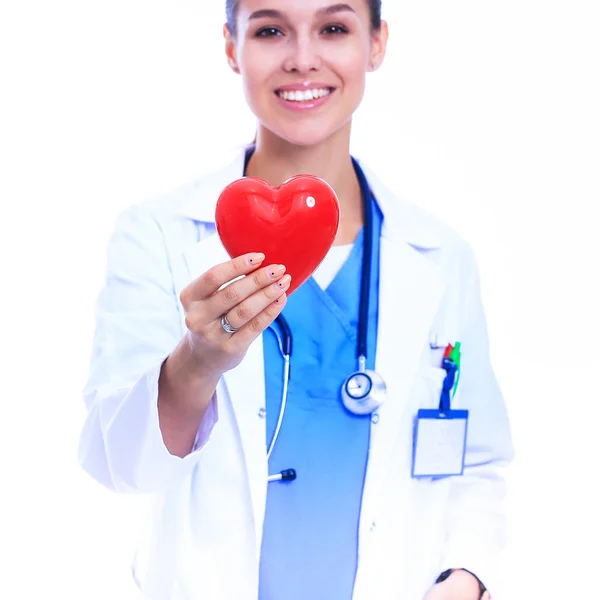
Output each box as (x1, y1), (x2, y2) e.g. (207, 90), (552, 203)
(412, 347), (469, 479)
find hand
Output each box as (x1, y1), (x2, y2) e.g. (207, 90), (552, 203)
(179, 252), (290, 380)
(422, 570), (490, 600)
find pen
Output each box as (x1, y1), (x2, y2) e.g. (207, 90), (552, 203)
(449, 342), (461, 397)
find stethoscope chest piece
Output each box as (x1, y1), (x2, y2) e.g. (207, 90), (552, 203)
(341, 356), (387, 415)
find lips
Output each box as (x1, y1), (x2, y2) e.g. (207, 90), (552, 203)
(275, 84), (335, 103)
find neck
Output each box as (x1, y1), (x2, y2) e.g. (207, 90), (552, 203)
(245, 125), (364, 245)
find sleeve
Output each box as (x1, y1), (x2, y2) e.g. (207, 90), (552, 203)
(436, 247), (515, 598)
(78, 205), (218, 494)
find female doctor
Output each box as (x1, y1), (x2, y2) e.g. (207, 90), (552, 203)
(79, 1), (514, 599)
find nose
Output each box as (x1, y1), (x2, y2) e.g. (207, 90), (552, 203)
(282, 34), (322, 74)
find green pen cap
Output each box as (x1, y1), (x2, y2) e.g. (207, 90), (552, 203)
(450, 342), (461, 397)
(450, 341), (461, 365)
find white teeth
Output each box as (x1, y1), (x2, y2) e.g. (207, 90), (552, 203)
(279, 88), (332, 102)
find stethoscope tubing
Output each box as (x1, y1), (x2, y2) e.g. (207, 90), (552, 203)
(244, 149), (381, 480)
(266, 351), (290, 460)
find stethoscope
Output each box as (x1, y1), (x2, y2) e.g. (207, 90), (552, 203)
(247, 151), (387, 483)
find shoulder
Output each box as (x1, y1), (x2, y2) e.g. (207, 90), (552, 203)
(128, 148), (246, 227)
(360, 160), (477, 269)
(106, 180), (203, 255)
(402, 197), (471, 256)
(135, 179), (204, 222)
(110, 151), (244, 248)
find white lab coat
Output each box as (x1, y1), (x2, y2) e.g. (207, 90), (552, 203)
(79, 148), (514, 600)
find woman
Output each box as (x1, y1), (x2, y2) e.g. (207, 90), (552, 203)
(79, 1), (513, 599)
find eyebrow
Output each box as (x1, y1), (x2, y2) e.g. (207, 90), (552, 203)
(248, 3), (356, 21)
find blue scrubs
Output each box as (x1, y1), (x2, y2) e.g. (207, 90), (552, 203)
(259, 198), (383, 600)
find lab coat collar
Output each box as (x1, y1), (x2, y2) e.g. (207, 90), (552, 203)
(177, 147), (442, 251)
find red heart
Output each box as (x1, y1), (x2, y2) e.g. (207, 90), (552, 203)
(216, 175), (340, 295)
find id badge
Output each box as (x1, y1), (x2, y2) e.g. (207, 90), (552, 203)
(411, 409), (469, 478)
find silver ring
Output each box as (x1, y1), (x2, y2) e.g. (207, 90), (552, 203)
(220, 314), (239, 334)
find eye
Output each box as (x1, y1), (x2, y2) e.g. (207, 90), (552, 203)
(255, 27), (284, 38)
(321, 24), (349, 35)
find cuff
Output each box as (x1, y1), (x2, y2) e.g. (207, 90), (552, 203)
(90, 357), (219, 493)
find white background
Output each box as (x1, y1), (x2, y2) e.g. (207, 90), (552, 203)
(1, 1), (599, 598)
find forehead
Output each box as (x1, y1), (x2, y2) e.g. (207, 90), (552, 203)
(236, 0), (369, 21)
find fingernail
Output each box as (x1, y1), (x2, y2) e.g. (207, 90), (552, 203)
(274, 293), (287, 305)
(269, 264), (285, 279)
(248, 253), (265, 266)
(277, 274), (291, 289)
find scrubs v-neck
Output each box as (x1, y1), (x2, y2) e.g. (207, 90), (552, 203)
(258, 197), (384, 600)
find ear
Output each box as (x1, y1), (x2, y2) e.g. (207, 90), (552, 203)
(368, 20), (389, 72)
(223, 23), (240, 74)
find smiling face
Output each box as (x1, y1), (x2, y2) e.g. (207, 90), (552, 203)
(225, 0), (387, 147)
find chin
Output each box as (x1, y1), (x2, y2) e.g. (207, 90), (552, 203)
(263, 117), (352, 149)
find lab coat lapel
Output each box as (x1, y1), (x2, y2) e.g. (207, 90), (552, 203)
(180, 150), (268, 552)
(357, 167), (447, 543)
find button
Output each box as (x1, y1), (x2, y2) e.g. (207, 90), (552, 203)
(258, 408), (266, 418)
(371, 413), (380, 424)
